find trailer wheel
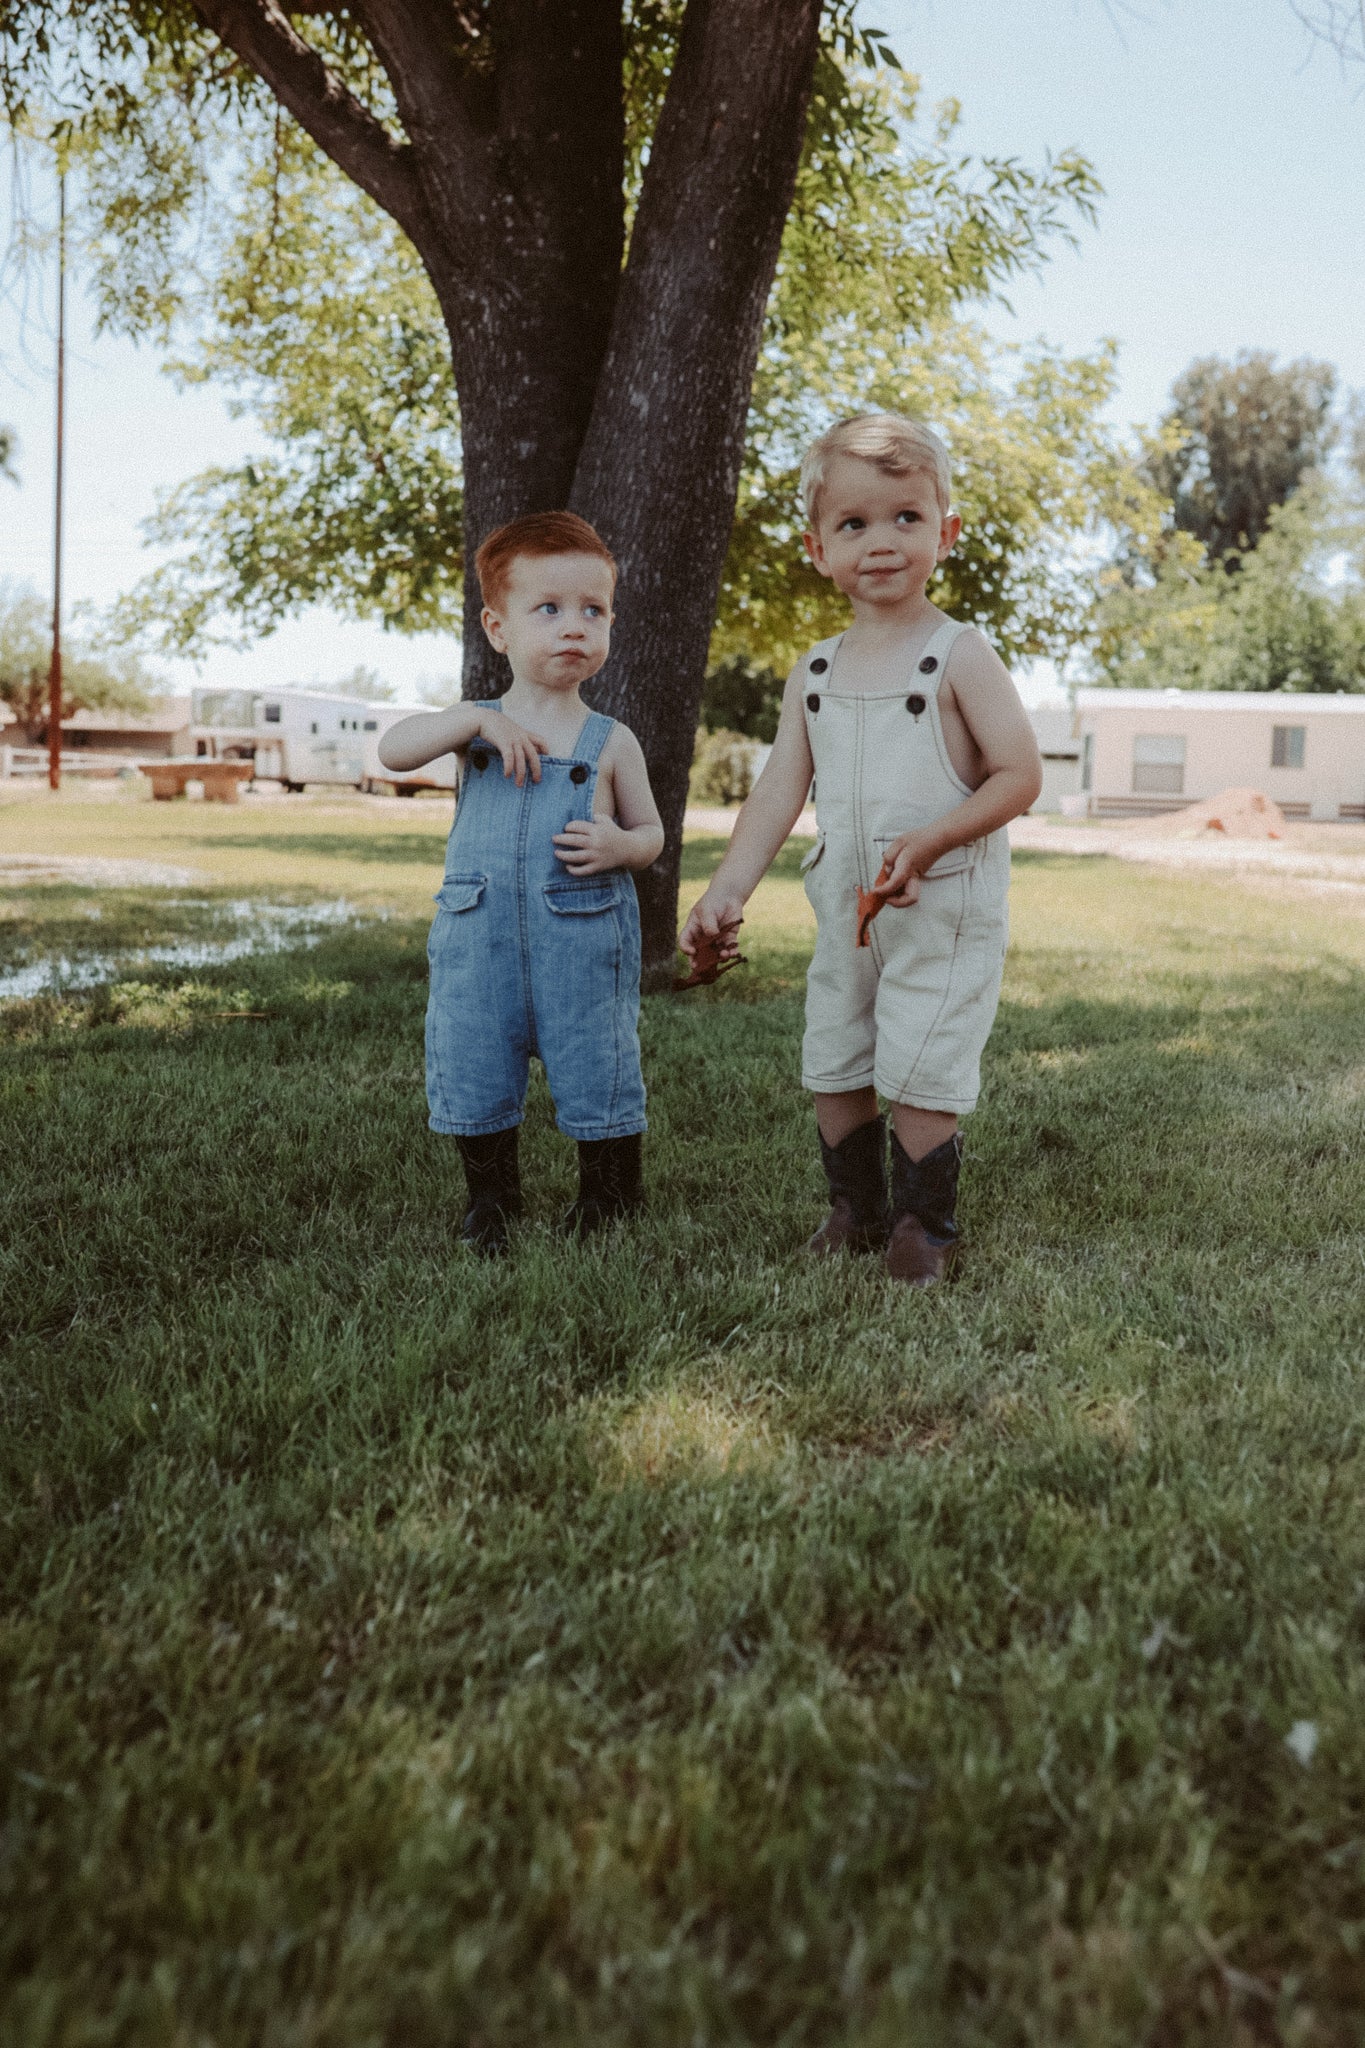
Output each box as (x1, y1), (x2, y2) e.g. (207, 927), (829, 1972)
(394, 782), (418, 797)
(284, 781), (306, 794)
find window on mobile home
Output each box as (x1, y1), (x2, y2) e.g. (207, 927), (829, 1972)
(1271, 725), (1305, 770)
(1132, 733), (1185, 795)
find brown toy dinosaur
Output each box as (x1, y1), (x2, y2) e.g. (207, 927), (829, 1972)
(674, 923), (747, 991)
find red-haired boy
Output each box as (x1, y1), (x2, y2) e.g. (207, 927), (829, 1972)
(380, 512), (664, 1256)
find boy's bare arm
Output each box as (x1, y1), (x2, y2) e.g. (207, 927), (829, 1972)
(876, 633), (1042, 905)
(377, 703), (548, 784)
(553, 726), (665, 875)
(679, 668), (815, 956)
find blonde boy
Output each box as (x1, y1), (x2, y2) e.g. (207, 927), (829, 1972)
(680, 414), (1041, 1284)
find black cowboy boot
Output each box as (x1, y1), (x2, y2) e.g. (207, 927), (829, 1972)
(562, 1134), (646, 1239)
(806, 1115), (889, 1256)
(456, 1128), (523, 1258)
(885, 1131), (962, 1286)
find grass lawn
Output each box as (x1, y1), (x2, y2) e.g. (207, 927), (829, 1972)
(4, 787), (1365, 2045)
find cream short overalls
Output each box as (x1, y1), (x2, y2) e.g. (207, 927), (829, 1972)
(799, 616), (1010, 1115)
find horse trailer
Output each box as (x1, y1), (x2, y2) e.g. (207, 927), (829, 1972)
(189, 689), (457, 795)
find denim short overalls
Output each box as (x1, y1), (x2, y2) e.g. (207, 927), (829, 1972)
(425, 708), (647, 1141)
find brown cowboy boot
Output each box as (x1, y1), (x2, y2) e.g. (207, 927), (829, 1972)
(885, 1131), (962, 1286)
(807, 1116), (889, 1256)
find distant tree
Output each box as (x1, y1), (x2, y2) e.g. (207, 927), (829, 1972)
(1143, 351), (1338, 565)
(0, 423), (15, 480)
(1090, 477), (1365, 694)
(0, 580), (155, 738)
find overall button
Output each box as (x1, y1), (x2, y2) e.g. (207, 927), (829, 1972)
(809, 657), (828, 674)
(918, 655), (938, 674)
(806, 693), (821, 713)
(906, 693), (926, 716)
(569, 763), (589, 785)
(470, 749), (490, 771)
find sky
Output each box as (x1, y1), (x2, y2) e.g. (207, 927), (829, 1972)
(1, 0), (1362, 707)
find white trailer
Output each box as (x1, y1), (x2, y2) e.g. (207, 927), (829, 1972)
(189, 688), (457, 795)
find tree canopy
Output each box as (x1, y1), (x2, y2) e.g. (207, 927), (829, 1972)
(85, 68), (1110, 678)
(1140, 350), (1338, 566)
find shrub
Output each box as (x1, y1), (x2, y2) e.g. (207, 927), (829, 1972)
(690, 727), (760, 805)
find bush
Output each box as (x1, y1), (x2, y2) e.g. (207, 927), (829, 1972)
(700, 655), (785, 742)
(690, 727), (760, 806)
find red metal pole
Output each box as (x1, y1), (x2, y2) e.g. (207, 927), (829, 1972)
(47, 167), (66, 793)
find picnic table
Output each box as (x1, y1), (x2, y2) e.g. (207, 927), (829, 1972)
(140, 760), (255, 803)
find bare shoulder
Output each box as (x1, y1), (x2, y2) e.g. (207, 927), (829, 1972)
(943, 625), (1016, 698)
(601, 718), (648, 769)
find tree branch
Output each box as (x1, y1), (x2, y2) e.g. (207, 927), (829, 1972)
(189, 0), (432, 243)
(1288, 0), (1365, 62)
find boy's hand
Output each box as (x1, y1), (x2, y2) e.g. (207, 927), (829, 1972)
(553, 817), (627, 874)
(679, 889), (746, 960)
(874, 829), (943, 906)
(476, 708), (549, 786)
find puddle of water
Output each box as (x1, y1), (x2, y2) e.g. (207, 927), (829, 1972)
(0, 899), (366, 1002)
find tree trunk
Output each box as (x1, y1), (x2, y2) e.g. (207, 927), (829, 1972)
(573, 0), (826, 982)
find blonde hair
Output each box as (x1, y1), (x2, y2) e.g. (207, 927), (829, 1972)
(800, 413), (952, 525)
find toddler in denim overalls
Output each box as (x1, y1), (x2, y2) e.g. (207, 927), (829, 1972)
(379, 512), (665, 1256)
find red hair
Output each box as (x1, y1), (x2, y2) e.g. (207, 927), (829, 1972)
(474, 511), (617, 610)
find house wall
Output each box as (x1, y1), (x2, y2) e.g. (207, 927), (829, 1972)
(1075, 693), (1365, 821)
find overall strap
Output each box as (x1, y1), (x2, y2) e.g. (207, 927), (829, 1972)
(911, 618), (968, 698)
(574, 710), (615, 767)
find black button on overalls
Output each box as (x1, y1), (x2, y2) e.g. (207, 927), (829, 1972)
(570, 764), (589, 786)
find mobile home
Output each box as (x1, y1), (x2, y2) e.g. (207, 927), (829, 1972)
(1073, 689), (1365, 822)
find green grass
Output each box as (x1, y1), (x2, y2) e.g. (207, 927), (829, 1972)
(4, 791), (1365, 2046)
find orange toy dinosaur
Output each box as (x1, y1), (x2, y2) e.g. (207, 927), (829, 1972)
(855, 862), (895, 949)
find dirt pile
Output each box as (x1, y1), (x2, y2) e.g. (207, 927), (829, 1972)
(1118, 787), (1286, 840)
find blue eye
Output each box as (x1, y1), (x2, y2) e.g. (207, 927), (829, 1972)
(539, 602), (559, 615)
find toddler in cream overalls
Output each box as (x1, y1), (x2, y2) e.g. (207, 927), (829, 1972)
(681, 414), (1042, 1285)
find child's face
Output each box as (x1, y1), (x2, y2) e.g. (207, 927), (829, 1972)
(481, 551), (616, 690)
(804, 455), (960, 609)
